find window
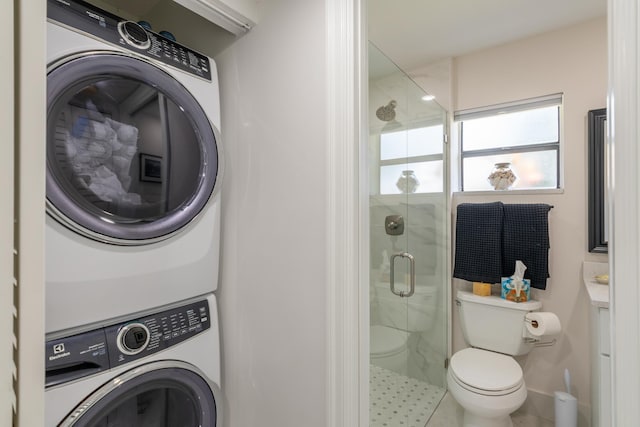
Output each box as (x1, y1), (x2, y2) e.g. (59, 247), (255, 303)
(455, 94), (562, 191)
(379, 124), (444, 194)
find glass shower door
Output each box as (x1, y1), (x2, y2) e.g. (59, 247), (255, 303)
(368, 42), (448, 427)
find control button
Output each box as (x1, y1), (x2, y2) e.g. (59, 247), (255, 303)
(116, 323), (150, 355)
(117, 21), (151, 50)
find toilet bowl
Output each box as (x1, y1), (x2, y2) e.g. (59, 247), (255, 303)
(370, 325), (409, 374)
(447, 348), (527, 427)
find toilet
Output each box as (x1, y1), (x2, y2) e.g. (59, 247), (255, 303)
(370, 282), (437, 374)
(447, 290), (542, 427)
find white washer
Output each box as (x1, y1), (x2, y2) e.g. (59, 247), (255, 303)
(45, 294), (222, 426)
(46, 0), (223, 333)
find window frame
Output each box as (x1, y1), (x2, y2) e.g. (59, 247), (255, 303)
(455, 93), (563, 192)
(377, 119), (445, 195)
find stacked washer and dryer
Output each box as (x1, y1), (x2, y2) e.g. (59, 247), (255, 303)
(45, 0), (223, 425)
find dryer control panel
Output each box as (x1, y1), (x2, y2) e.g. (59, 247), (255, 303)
(45, 299), (211, 387)
(47, 0), (212, 81)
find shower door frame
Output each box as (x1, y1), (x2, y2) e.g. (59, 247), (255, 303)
(365, 44), (453, 426)
(327, 1), (454, 426)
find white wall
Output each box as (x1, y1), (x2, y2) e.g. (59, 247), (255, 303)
(215, 0), (328, 425)
(14, 1), (46, 425)
(451, 17), (607, 422)
(609, 0), (640, 424)
(0, 2), (15, 424)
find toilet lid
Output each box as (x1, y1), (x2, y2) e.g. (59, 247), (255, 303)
(450, 348), (523, 393)
(370, 325), (407, 356)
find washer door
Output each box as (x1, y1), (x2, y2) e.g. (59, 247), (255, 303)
(47, 52), (220, 245)
(60, 361), (221, 426)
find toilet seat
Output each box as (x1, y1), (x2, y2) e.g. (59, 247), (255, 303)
(449, 348), (524, 396)
(370, 325), (408, 357)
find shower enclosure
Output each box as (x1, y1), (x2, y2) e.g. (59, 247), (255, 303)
(368, 43), (449, 427)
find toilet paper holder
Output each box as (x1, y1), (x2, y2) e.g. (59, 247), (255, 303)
(524, 336), (557, 347)
(523, 316), (559, 347)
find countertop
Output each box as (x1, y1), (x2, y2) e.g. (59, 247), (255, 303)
(583, 261), (610, 308)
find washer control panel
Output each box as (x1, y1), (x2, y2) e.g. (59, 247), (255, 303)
(47, 0), (212, 81)
(105, 300), (211, 367)
(45, 299), (211, 387)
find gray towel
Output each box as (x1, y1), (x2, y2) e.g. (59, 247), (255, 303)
(502, 204), (551, 289)
(453, 202), (504, 283)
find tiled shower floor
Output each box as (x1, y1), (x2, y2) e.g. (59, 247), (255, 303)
(369, 364), (446, 427)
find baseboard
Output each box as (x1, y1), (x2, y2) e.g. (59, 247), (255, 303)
(519, 388), (591, 426)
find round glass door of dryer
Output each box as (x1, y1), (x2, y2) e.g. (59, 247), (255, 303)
(46, 52), (220, 245)
(59, 361), (221, 427)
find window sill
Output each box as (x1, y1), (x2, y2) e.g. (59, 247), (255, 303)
(453, 188), (564, 196)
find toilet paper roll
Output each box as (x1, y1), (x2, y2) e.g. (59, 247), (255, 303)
(525, 312), (562, 337)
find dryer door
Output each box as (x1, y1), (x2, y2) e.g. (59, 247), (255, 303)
(47, 52), (220, 245)
(59, 361), (221, 426)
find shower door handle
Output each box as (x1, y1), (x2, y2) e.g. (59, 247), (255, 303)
(390, 252), (415, 297)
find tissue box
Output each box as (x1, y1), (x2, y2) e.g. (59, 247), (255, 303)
(501, 277), (530, 302)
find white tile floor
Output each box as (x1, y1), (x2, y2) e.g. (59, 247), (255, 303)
(426, 392), (555, 427)
(369, 364), (446, 427)
(370, 364), (555, 427)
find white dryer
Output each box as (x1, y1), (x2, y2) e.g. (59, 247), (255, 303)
(46, 0), (223, 333)
(45, 294), (222, 426)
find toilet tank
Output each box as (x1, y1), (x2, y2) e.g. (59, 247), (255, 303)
(374, 282), (438, 332)
(457, 290), (542, 356)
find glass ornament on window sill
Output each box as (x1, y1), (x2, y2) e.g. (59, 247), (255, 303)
(488, 162), (517, 190)
(396, 170), (420, 193)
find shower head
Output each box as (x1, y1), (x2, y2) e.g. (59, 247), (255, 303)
(376, 100), (397, 122)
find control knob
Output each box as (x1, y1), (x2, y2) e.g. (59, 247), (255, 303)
(117, 323), (150, 355)
(117, 21), (151, 50)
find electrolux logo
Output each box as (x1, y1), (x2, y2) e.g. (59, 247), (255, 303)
(49, 343), (70, 361)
